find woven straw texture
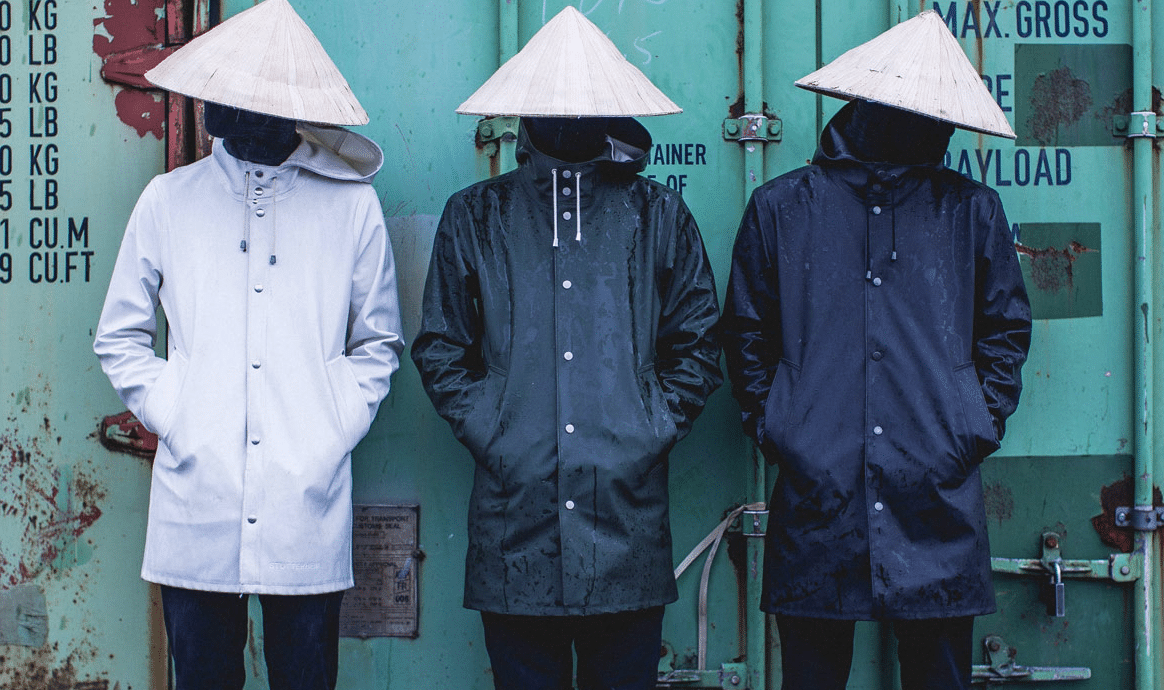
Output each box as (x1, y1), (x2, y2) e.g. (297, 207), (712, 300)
(795, 10), (1015, 138)
(457, 6), (680, 117)
(146, 0), (368, 126)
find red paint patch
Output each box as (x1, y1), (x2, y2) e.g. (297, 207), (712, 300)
(1092, 476), (1164, 553)
(1015, 240), (1097, 293)
(94, 0), (167, 140)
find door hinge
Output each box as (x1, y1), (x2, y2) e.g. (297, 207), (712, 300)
(1113, 111), (1160, 138)
(658, 662), (748, 689)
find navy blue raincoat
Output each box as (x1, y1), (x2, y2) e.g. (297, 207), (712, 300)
(413, 119), (722, 616)
(722, 103), (1031, 620)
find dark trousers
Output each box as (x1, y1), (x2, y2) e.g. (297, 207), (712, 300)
(160, 585), (344, 690)
(480, 607), (665, 690)
(775, 615), (974, 690)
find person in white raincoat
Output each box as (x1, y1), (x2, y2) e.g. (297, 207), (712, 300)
(92, 2), (403, 688)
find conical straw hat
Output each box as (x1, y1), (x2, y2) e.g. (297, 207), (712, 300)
(795, 10), (1014, 138)
(457, 6), (680, 117)
(146, 0), (368, 126)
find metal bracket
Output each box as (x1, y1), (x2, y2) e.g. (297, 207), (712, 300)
(741, 508), (767, 538)
(658, 662), (748, 689)
(723, 115), (782, 143)
(1114, 505), (1164, 530)
(1113, 111), (1160, 138)
(475, 116), (520, 157)
(992, 531), (1142, 584)
(971, 634), (1091, 683)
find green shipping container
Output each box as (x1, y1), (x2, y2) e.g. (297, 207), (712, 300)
(0, 0), (1162, 687)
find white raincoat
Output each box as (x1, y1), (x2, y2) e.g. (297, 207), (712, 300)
(95, 125), (404, 594)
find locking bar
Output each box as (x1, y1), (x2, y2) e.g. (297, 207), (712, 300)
(992, 530), (1142, 584)
(971, 635), (1092, 683)
(657, 662), (748, 689)
(1114, 505), (1164, 531)
(723, 115), (782, 143)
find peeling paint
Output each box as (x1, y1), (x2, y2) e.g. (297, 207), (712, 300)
(983, 481), (1015, 525)
(93, 0), (167, 140)
(0, 641), (109, 690)
(1015, 240), (1097, 292)
(1027, 65), (1093, 146)
(1091, 476), (1164, 553)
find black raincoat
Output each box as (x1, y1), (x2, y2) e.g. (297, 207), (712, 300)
(413, 119), (722, 615)
(722, 102), (1031, 620)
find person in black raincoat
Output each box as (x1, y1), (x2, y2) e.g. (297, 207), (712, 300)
(412, 8), (721, 690)
(721, 12), (1031, 690)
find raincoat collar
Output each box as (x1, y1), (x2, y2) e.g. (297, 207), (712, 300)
(515, 117), (651, 200)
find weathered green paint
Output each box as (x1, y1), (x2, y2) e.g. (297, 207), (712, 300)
(2, 0), (1162, 688)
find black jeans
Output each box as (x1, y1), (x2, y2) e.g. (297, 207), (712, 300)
(480, 607), (665, 690)
(161, 585), (344, 690)
(775, 615), (975, 690)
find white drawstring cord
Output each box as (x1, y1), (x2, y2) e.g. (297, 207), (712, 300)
(552, 168), (559, 248)
(239, 170), (251, 253)
(574, 172), (582, 242)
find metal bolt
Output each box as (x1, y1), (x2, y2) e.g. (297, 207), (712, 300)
(659, 645), (667, 658)
(1044, 535), (1059, 549)
(725, 121), (740, 136)
(480, 123), (494, 139)
(730, 674), (742, 686)
(988, 639), (1002, 652)
(1121, 565), (1132, 576)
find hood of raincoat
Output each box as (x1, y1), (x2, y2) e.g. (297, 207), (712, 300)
(721, 102), (1031, 620)
(287, 123), (384, 182)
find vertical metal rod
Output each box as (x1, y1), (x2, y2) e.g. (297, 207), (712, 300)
(1132, 1), (1156, 689)
(498, 0), (519, 174)
(740, 0), (768, 686)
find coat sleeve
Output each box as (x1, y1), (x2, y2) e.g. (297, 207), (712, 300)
(720, 190), (782, 447)
(410, 195), (489, 442)
(92, 180), (170, 431)
(973, 192), (1032, 441)
(344, 185), (405, 433)
(655, 200), (723, 439)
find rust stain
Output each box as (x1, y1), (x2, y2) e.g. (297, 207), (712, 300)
(1015, 240), (1097, 292)
(94, 0), (168, 140)
(0, 432), (106, 586)
(983, 481), (1014, 525)
(0, 641), (108, 690)
(1092, 476), (1164, 553)
(1027, 66), (1093, 146)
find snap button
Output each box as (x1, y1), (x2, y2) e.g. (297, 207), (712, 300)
(251, 360), (261, 369)
(563, 211), (572, 220)
(872, 183), (883, 192)
(562, 170), (572, 179)
(873, 426), (883, 436)
(874, 502), (884, 512)
(562, 280), (572, 289)
(255, 208), (266, 218)
(872, 206), (882, 215)
(562, 187), (572, 196)
(872, 277), (882, 287)
(563, 352), (573, 361)
(254, 284), (264, 293)
(255, 187), (264, 196)
(251, 437), (261, 445)
(255, 171), (264, 178)
(871, 351), (883, 361)
(565, 500), (575, 510)
(247, 516), (258, 524)
(565, 424), (575, 434)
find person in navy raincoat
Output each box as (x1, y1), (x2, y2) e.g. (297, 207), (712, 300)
(721, 12), (1031, 690)
(412, 8), (720, 690)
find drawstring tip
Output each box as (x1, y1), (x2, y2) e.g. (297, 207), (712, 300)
(269, 255), (277, 265)
(891, 251), (898, 261)
(239, 240), (247, 253)
(865, 270), (872, 281)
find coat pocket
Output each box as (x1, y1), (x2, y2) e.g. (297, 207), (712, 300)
(325, 356), (373, 454)
(760, 358), (800, 458)
(140, 350), (190, 440)
(953, 362), (1000, 464)
(636, 362), (679, 455)
(458, 365), (508, 463)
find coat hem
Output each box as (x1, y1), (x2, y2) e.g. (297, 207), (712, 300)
(143, 572), (353, 595)
(465, 595), (678, 617)
(760, 604), (998, 621)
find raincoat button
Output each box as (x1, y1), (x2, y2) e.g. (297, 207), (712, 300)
(872, 277), (882, 286)
(254, 284), (263, 292)
(872, 206), (882, 215)
(872, 183), (883, 192)
(562, 187), (572, 196)
(252, 360), (261, 369)
(563, 351), (573, 361)
(255, 171), (264, 178)
(247, 516), (257, 524)
(562, 280), (572, 289)
(871, 351), (883, 361)
(563, 170), (572, 179)
(874, 502), (884, 512)
(255, 187), (264, 196)
(563, 211), (572, 220)
(251, 437), (260, 445)
(255, 208), (266, 218)
(565, 424), (575, 434)
(565, 500), (575, 510)
(873, 426), (883, 436)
